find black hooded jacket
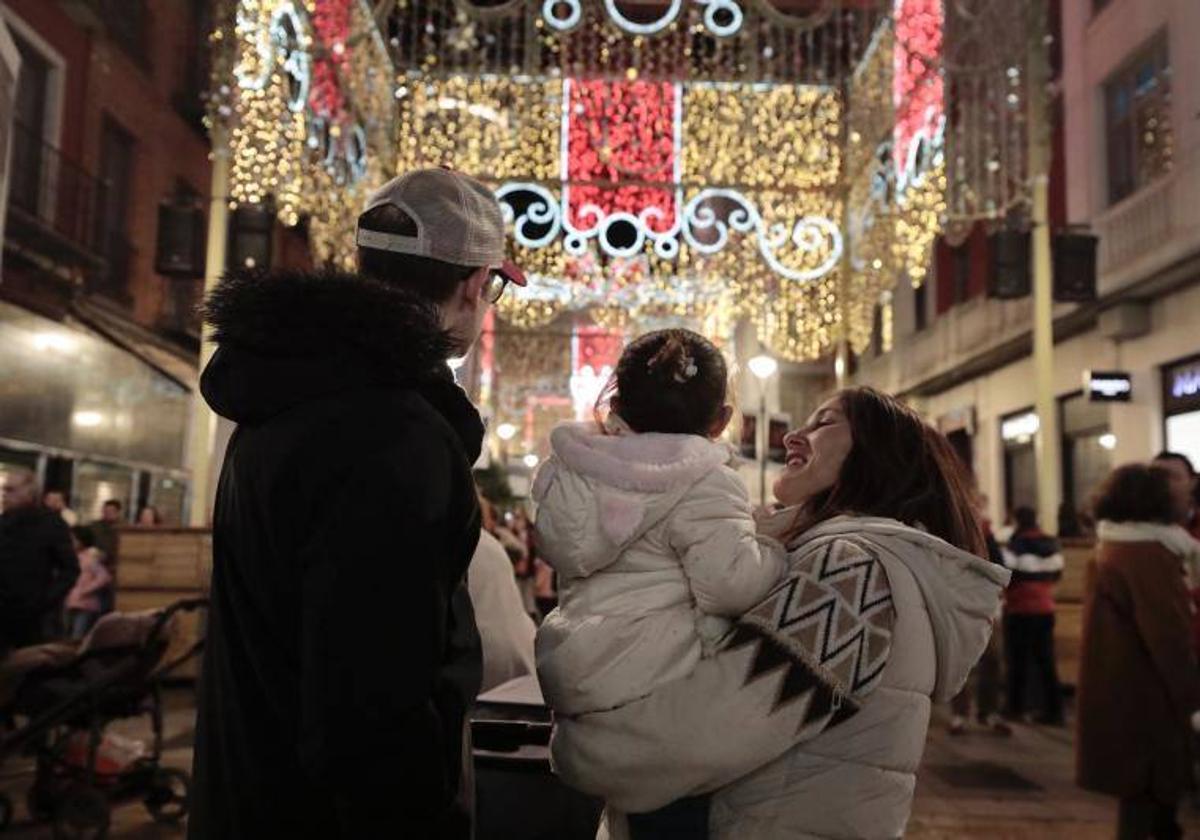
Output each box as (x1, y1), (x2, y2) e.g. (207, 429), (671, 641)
(188, 269), (484, 840)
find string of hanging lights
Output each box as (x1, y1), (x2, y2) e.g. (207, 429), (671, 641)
(212, 0), (1042, 362)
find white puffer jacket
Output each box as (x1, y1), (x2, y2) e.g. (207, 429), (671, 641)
(533, 421), (785, 716)
(551, 516), (1010, 839)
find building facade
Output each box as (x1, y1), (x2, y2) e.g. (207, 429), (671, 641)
(0, 0), (212, 524)
(853, 0), (1200, 529)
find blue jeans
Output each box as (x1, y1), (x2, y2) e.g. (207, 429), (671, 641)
(626, 794), (711, 840)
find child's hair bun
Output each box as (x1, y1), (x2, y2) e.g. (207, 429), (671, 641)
(646, 334), (698, 384)
(604, 329), (727, 435)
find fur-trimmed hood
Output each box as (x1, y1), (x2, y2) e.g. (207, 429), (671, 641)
(532, 421), (736, 577)
(200, 268), (459, 425)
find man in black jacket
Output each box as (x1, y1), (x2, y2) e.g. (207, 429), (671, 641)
(189, 168), (525, 839)
(0, 468), (79, 653)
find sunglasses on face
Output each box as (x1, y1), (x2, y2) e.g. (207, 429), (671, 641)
(482, 271), (509, 304)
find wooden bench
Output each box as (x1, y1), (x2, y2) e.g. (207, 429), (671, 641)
(114, 527), (212, 680)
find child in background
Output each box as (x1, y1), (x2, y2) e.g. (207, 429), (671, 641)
(534, 329), (786, 839)
(65, 526), (112, 640)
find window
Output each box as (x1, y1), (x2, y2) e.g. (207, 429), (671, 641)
(1059, 393), (1111, 531)
(101, 0), (149, 68)
(1104, 34), (1171, 205)
(95, 117), (136, 301)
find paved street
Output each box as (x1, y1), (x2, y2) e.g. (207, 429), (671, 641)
(2, 692), (1197, 838)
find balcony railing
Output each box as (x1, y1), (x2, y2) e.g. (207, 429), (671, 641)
(8, 119), (108, 257)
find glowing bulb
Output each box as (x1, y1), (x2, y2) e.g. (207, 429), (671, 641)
(523, 453), (540, 469)
(72, 411), (104, 428)
(33, 332), (78, 353)
(1098, 433), (1117, 451)
(747, 354), (778, 381)
(496, 423), (517, 441)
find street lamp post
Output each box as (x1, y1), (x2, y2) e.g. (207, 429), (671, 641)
(747, 354), (778, 506)
(496, 422), (517, 467)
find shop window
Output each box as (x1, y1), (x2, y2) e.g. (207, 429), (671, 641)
(1104, 33), (1171, 205)
(74, 461), (135, 523)
(1163, 355), (1200, 469)
(1060, 393), (1112, 533)
(1001, 409), (1039, 516)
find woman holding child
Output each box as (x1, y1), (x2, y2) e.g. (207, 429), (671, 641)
(534, 329), (1010, 839)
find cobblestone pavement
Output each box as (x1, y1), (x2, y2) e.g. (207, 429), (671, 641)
(2, 694), (1197, 838)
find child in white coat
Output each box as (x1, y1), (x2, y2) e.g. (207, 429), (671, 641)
(534, 329), (785, 838)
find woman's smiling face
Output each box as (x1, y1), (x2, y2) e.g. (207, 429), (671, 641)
(773, 396), (853, 507)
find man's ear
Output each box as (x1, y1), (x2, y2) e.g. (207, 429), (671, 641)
(709, 404), (734, 438)
(459, 266), (489, 309)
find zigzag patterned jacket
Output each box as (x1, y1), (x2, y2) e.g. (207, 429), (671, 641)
(551, 516), (1010, 840)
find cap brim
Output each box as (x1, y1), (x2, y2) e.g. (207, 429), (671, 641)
(495, 259), (527, 287)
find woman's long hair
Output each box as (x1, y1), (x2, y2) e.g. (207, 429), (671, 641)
(794, 387), (986, 558)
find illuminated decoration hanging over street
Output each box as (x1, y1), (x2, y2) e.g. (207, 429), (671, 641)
(211, 0), (395, 268)
(213, 0), (1045, 362)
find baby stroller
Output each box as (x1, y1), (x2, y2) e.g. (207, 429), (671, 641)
(0, 598), (208, 839)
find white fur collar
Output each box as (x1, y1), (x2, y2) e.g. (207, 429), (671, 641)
(1097, 520), (1200, 560)
(548, 421), (732, 494)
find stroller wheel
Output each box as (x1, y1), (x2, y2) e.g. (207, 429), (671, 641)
(0, 791), (12, 831)
(53, 784), (109, 840)
(144, 767), (190, 824)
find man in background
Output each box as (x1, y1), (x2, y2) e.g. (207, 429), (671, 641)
(43, 490), (78, 527)
(0, 469), (79, 652)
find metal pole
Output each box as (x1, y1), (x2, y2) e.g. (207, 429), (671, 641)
(187, 124), (230, 527)
(758, 386), (768, 505)
(1027, 0), (1062, 533)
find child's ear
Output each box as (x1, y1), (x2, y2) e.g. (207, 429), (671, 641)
(709, 405), (734, 438)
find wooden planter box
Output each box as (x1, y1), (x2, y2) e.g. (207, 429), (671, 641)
(113, 527), (212, 680)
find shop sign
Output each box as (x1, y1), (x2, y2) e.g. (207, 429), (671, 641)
(1163, 356), (1200, 415)
(1084, 370), (1132, 402)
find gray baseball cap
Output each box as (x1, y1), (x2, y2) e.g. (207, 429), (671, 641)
(357, 167), (526, 286)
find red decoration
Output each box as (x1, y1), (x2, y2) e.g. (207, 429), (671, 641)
(567, 80), (677, 233)
(573, 322), (624, 376)
(892, 0), (943, 176)
(309, 0), (352, 120)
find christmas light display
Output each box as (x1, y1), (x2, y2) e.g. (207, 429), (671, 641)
(214, 0), (1041, 365)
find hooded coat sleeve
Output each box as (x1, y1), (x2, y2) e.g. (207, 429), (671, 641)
(667, 467), (786, 616)
(296, 434), (472, 836)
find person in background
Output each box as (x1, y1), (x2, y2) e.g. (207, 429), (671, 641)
(136, 505), (163, 527)
(1152, 452), (1200, 538)
(0, 469), (79, 652)
(64, 526), (112, 640)
(468, 528), (537, 693)
(43, 491), (78, 527)
(1151, 452), (1200, 664)
(1002, 505), (1065, 725)
(1077, 463), (1200, 840)
(950, 492), (1011, 736)
(471, 488), (537, 690)
(89, 499), (123, 617)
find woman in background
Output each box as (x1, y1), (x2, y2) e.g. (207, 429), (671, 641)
(1076, 463), (1200, 840)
